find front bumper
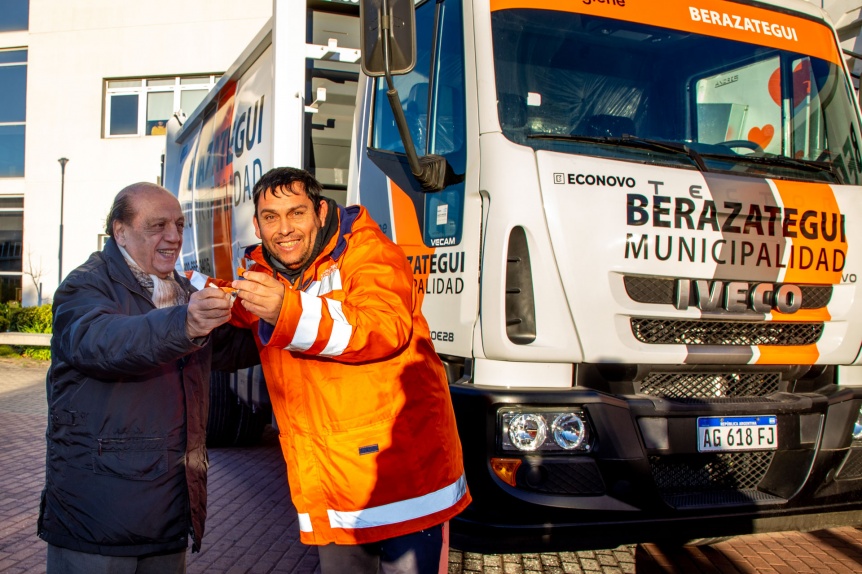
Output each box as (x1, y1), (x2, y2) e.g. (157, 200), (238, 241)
(448, 380), (862, 553)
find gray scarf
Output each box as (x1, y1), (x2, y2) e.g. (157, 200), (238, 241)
(118, 245), (188, 308)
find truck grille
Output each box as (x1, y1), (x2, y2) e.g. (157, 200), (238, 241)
(624, 276), (832, 309)
(649, 452), (777, 508)
(631, 318), (823, 346)
(837, 449), (862, 480)
(639, 371), (780, 399)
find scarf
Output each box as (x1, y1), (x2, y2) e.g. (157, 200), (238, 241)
(118, 245), (188, 309)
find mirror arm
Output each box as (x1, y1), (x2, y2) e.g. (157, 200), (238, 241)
(383, 82), (423, 180)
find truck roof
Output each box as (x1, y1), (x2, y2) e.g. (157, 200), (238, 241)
(172, 0), (360, 145)
(170, 0), (836, 145)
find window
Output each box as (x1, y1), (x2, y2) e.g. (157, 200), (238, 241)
(0, 50), (26, 178)
(0, 0), (28, 32)
(368, 0), (467, 247)
(0, 196), (23, 303)
(105, 75), (218, 137)
(695, 57), (783, 154)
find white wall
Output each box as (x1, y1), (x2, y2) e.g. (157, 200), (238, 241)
(0, 0), (271, 305)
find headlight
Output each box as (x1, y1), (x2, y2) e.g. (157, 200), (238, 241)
(507, 413), (547, 451)
(552, 413), (587, 450)
(500, 409), (592, 453)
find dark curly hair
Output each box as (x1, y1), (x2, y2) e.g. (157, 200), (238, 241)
(252, 167), (324, 217)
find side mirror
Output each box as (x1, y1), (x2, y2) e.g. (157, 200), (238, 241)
(360, 0), (416, 77)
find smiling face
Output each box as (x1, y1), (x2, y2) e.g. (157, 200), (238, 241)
(114, 187), (184, 278)
(253, 182), (328, 270)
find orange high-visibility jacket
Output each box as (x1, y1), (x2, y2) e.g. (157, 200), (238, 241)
(228, 203), (470, 545)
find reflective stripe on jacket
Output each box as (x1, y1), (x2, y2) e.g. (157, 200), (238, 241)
(231, 203), (471, 545)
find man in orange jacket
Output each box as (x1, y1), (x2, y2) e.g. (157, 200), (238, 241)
(229, 167), (470, 574)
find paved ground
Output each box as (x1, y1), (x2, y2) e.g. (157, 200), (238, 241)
(1, 359), (861, 573)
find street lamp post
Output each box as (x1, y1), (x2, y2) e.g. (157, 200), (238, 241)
(58, 157), (69, 282)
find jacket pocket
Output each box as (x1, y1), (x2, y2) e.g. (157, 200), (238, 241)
(92, 437), (168, 481)
(322, 420), (397, 510)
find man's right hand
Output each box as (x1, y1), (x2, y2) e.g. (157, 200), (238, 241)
(232, 270), (286, 326)
(186, 288), (232, 339)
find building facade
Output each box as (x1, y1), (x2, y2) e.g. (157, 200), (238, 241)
(811, 1), (862, 88)
(0, 0), (271, 306)
(0, 0), (860, 307)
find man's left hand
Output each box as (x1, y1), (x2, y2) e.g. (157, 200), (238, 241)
(232, 271), (286, 326)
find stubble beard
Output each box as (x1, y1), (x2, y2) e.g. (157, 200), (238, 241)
(267, 235), (312, 271)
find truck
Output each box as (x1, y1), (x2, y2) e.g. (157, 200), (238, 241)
(164, 0), (862, 552)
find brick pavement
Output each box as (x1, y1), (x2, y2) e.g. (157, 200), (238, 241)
(0, 359), (50, 574)
(1, 359), (861, 573)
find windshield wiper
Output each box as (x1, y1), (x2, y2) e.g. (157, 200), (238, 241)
(527, 133), (709, 172)
(698, 151), (843, 183)
(624, 136), (710, 172)
(527, 132), (841, 182)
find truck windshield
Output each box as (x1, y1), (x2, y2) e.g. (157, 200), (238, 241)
(492, 9), (862, 185)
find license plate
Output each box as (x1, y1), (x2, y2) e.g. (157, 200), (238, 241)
(697, 416), (778, 452)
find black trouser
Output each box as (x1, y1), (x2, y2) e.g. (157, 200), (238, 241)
(317, 524), (444, 574)
(46, 545), (186, 574)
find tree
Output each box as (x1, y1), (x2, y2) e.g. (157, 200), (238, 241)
(24, 249), (45, 306)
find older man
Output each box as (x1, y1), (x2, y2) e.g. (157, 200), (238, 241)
(38, 182), (258, 574)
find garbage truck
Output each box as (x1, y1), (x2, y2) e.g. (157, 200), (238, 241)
(164, 0), (862, 552)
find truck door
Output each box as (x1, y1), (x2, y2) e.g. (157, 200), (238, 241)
(351, 0), (481, 366)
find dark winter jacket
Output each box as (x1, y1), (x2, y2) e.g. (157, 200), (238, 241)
(37, 238), (258, 556)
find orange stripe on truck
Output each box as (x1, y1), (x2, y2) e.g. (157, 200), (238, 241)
(757, 180), (845, 364)
(770, 307), (830, 323)
(490, 0), (841, 65)
(213, 82), (237, 280)
(390, 180), (435, 308)
(756, 344), (819, 365)
(771, 180), (847, 286)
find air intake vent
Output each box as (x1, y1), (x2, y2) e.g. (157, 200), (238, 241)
(650, 452), (776, 508)
(639, 371), (780, 399)
(505, 226), (536, 344)
(837, 448), (862, 480)
(631, 318), (823, 346)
